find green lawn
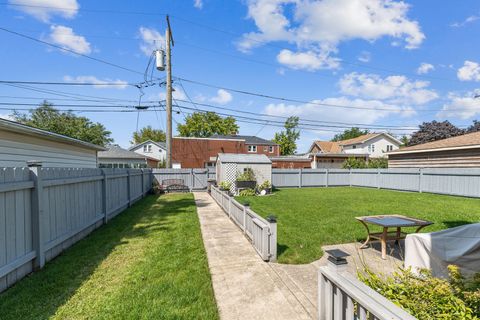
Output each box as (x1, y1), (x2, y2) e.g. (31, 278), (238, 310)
(237, 187), (480, 264)
(0, 194), (218, 320)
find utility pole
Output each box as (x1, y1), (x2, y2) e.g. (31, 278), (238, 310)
(165, 15), (174, 168)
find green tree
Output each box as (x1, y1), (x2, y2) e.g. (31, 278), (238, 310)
(332, 127), (369, 142)
(342, 157), (388, 169)
(177, 111), (239, 137)
(400, 135), (410, 146)
(131, 126), (166, 144)
(272, 116), (300, 155)
(13, 101), (113, 146)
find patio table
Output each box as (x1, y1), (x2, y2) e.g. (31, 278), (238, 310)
(355, 215), (433, 259)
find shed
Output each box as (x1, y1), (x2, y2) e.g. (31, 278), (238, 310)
(216, 153), (272, 194)
(98, 145), (149, 168)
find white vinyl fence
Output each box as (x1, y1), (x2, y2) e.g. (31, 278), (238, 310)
(273, 168), (480, 198)
(318, 265), (417, 320)
(210, 185), (277, 261)
(152, 168), (216, 191)
(0, 165), (153, 293)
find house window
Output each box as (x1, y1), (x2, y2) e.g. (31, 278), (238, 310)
(264, 146), (268, 152)
(247, 145), (257, 152)
(269, 146), (274, 153)
(143, 145), (147, 152)
(352, 145), (357, 149)
(371, 144), (375, 152)
(143, 145), (152, 152)
(386, 145), (393, 152)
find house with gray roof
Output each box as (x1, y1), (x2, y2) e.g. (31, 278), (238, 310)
(129, 140), (166, 167)
(98, 145), (150, 168)
(0, 118), (105, 168)
(210, 135), (280, 156)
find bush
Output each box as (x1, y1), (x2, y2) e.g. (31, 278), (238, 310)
(219, 181), (232, 191)
(239, 188), (256, 196)
(359, 265), (480, 319)
(342, 157), (388, 169)
(258, 180), (271, 191)
(237, 168), (256, 181)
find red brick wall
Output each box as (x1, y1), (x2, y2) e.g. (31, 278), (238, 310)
(172, 138), (245, 168)
(245, 144), (280, 156)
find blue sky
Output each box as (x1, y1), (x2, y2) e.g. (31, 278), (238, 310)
(1, 0), (480, 152)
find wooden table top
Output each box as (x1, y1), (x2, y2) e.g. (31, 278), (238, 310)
(355, 214), (433, 228)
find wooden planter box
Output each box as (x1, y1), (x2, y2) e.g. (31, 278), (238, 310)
(236, 180), (256, 190)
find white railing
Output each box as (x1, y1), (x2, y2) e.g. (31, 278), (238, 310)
(318, 265), (417, 320)
(210, 185), (277, 261)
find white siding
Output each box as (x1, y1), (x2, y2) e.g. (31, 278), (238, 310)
(131, 142), (166, 161)
(0, 130), (97, 168)
(344, 135), (400, 158)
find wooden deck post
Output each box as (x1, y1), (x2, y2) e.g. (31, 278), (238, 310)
(28, 161), (45, 269)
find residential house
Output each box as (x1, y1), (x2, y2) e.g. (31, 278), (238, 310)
(338, 133), (402, 158)
(308, 140), (368, 169)
(387, 131), (480, 168)
(172, 135), (280, 168)
(129, 140), (166, 168)
(270, 154), (312, 169)
(211, 135), (280, 156)
(98, 145), (150, 168)
(0, 118), (104, 168)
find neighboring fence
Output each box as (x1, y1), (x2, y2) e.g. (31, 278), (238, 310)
(152, 168), (216, 191)
(272, 168), (480, 198)
(318, 265), (416, 320)
(0, 165), (153, 293)
(210, 185), (277, 261)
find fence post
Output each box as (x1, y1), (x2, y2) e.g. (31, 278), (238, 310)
(228, 195), (232, 218)
(191, 168), (194, 191)
(127, 169), (131, 207)
(266, 215), (277, 262)
(28, 161), (45, 269)
(419, 168), (423, 193)
(325, 169), (329, 187)
(349, 169), (352, 187)
(298, 168), (302, 188)
(243, 203), (248, 234)
(102, 169), (108, 223)
(141, 169), (145, 197)
(377, 168), (381, 189)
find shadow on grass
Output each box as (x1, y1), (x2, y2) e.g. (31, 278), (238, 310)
(277, 243), (289, 256)
(442, 220), (473, 228)
(0, 195), (193, 320)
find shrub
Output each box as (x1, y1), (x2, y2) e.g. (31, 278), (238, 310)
(219, 181), (232, 191)
(258, 180), (271, 190)
(359, 265), (480, 319)
(237, 168), (256, 181)
(342, 157), (388, 169)
(239, 188), (256, 196)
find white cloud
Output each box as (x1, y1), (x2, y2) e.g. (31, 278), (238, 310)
(277, 48), (340, 71)
(158, 86), (187, 101)
(8, 0), (79, 22)
(139, 26), (165, 56)
(417, 62), (434, 75)
(438, 92), (480, 119)
(0, 113), (14, 121)
(63, 75), (128, 89)
(357, 51), (371, 63)
(457, 60), (480, 81)
(193, 0), (203, 9)
(210, 89), (233, 104)
(48, 25), (91, 54)
(238, 0), (424, 70)
(339, 72), (438, 105)
(263, 97), (415, 126)
(450, 15), (479, 28)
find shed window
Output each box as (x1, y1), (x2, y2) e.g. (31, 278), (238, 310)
(248, 145), (257, 152)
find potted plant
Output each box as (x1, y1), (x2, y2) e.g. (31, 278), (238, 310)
(219, 181), (232, 193)
(235, 168), (257, 190)
(258, 180), (272, 195)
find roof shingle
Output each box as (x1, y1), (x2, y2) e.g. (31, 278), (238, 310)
(391, 131), (480, 154)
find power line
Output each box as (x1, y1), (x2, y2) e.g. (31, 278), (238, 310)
(0, 80), (141, 86)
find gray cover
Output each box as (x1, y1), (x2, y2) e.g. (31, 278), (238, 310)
(405, 223), (480, 278)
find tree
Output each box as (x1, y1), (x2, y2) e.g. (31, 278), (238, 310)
(342, 157), (388, 169)
(131, 126), (165, 144)
(408, 121), (464, 146)
(177, 111), (239, 137)
(272, 116), (300, 155)
(332, 127), (369, 142)
(13, 101), (113, 146)
(466, 120), (480, 133)
(400, 135), (410, 146)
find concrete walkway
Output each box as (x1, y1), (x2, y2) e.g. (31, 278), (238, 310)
(194, 192), (314, 320)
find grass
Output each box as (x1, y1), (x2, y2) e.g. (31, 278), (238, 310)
(0, 193), (219, 320)
(237, 187), (480, 264)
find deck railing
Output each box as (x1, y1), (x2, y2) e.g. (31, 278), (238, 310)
(210, 185), (277, 261)
(318, 263), (417, 320)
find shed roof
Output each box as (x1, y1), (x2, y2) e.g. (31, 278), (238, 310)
(389, 131), (480, 155)
(98, 145), (147, 159)
(0, 118), (105, 151)
(217, 153), (272, 164)
(129, 139), (166, 151)
(211, 135), (278, 146)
